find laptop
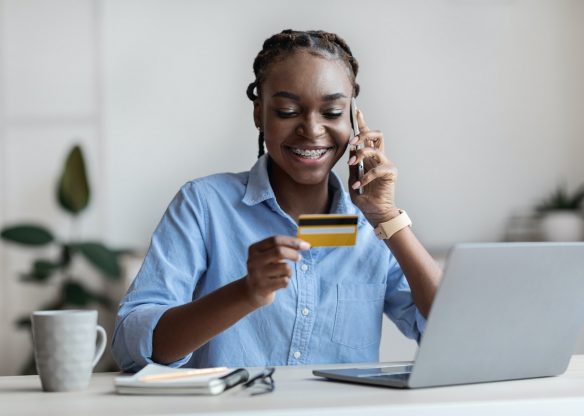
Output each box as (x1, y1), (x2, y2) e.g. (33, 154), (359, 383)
(313, 242), (584, 388)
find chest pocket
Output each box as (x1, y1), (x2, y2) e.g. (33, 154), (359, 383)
(331, 283), (386, 349)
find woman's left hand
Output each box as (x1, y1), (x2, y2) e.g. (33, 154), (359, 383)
(348, 109), (400, 226)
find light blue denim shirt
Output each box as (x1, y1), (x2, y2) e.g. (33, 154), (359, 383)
(112, 154), (425, 372)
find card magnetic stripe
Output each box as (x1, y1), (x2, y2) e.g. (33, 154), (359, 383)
(298, 217), (358, 226)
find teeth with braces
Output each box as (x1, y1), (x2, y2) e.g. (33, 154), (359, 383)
(291, 148), (328, 158)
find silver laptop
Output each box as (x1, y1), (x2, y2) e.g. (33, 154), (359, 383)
(313, 242), (584, 388)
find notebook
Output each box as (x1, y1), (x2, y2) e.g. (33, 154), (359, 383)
(115, 363), (248, 395)
(313, 242), (584, 388)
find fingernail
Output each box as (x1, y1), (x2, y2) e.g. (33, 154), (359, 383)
(352, 181), (361, 190)
(297, 254), (303, 261)
(349, 136), (359, 145)
(348, 155), (356, 165)
(299, 241), (311, 250)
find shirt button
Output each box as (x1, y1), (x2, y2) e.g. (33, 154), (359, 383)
(302, 308), (310, 316)
(293, 351), (302, 359)
(300, 264), (309, 272)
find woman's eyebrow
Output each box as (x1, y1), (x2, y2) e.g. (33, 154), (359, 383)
(272, 91), (300, 100)
(272, 91), (347, 102)
(322, 93), (347, 102)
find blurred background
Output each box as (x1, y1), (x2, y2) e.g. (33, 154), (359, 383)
(1, 0), (584, 375)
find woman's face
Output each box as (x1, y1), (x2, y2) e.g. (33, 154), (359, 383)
(255, 51), (354, 187)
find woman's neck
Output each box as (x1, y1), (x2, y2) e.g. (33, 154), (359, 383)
(267, 158), (332, 223)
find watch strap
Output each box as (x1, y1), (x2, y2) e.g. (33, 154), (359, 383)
(374, 210), (412, 240)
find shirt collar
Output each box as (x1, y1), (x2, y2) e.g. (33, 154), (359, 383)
(242, 154), (361, 221)
(242, 154), (275, 206)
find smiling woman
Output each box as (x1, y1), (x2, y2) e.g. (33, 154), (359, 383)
(111, 29), (442, 373)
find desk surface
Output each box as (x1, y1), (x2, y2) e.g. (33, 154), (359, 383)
(2, 356), (584, 416)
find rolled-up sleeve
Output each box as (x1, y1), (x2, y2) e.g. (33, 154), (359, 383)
(383, 253), (427, 343)
(112, 182), (208, 372)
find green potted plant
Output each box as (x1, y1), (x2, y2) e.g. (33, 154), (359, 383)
(536, 183), (584, 241)
(0, 145), (126, 374)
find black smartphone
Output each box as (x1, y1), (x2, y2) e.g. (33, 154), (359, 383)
(350, 98), (364, 194)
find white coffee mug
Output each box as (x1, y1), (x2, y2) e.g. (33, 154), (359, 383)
(31, 310), (107, 392)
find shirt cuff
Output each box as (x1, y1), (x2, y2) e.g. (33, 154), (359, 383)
(414, 308), (427, 343)
(114, 304), (193, 372)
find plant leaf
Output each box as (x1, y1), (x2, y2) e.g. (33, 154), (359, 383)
(62, 281), (113, 309)
(15, 315), (32, 329)
(536, 183), (583, 211)
(0, 224), (54, 246)
(70, 242), (121, 280)
(19, 259), (61, 283)
(57, 145), (90, 214)
(571, 184), (584, 207)
(62, 281), (93, 307)
(60, 244), (72, 268)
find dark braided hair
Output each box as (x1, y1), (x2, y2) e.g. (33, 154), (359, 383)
(247, 29), (360, 158)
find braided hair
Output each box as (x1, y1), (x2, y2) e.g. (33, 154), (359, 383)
(246, 29), (360, 158)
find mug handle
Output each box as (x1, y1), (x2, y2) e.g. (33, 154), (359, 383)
(92, 325), (107, 368)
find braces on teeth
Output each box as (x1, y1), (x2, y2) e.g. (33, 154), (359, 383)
(291, 148), (328, 158)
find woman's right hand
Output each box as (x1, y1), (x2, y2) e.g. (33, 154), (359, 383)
(244, 236), (310, 307)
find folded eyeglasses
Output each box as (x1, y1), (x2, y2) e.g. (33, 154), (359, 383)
(241, 367), (275, 396)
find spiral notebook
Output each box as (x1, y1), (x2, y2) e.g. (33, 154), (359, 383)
(114, 363), (248, 395)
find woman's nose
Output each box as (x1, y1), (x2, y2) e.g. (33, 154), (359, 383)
(296, 113), (325, 138)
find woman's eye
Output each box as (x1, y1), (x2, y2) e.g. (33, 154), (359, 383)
(274, 109), (342, 119)
(275, 110), (298, 118)
(323, 112), (343, 119)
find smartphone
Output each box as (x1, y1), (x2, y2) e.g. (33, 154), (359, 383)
(350, 98), (364, 194)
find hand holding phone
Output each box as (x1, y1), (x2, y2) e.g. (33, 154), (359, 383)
(347, 102), (400, 227)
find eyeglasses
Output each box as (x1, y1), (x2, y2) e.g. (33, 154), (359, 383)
(241, 367), (275, 396)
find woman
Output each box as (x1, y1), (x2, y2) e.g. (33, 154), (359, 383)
(112, 29), (442, 373)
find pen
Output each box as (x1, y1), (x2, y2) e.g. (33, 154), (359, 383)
(139, 366), (229, 382)
(220, 368), (250, 391)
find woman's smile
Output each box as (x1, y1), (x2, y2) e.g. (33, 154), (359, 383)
(284, 144), (336, 164)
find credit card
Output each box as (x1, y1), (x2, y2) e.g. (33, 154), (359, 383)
(297, 214), (358, 247)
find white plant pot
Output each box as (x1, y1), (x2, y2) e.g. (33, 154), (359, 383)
(539, 211), (584, 242)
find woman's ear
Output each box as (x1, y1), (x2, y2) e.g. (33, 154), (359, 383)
(253, 100), (262, 130)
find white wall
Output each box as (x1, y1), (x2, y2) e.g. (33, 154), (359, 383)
(1, 0), (584, 374)
(103, 0), (584, 249)
(0, 0), (106, 375)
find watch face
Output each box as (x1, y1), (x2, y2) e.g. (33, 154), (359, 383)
(375, 211), (411, 240)
(374, 226), (388, 240)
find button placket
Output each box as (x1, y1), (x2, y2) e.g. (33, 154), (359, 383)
(287, 253), (315, 364)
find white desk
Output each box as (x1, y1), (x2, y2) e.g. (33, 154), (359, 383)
(2, 356), (584, 416)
